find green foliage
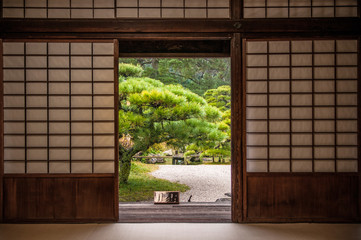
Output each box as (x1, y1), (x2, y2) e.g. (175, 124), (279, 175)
(118, 63), (227, 182)
(119, 58), (230, 96)
(119, 63), (143, 79)
(204, 85), (231, 112)
(184, 150), (196, 158)
(119, 161), (189, 202)
(199, 85), (232, 162)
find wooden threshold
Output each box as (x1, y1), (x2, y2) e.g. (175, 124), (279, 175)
(118, 203), (231, 223)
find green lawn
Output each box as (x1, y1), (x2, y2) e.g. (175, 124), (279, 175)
(119, 161), (190, 202)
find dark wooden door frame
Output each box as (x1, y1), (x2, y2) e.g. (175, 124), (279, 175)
(117, 34), (243, 223)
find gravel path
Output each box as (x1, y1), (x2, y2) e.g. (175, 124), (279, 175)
(151, 165), (231, 202)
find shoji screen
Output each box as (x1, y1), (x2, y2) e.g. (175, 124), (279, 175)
(2, 0), (116, 18)
(116, 0), (230, 18)
(1, 0), (230, 19)
(3, 41), (116, 174)
(246, 40), (358, 173)
(244, 0), (358, 18)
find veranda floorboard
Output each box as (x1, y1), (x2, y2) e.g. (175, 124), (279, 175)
(118, 203), (231, 223)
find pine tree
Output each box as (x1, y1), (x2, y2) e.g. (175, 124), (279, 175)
(118, 64), (227, 183)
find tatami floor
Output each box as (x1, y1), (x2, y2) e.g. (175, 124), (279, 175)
(0, 223), (360, 240)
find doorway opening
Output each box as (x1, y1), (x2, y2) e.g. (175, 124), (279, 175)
(117, 57), (231, 223)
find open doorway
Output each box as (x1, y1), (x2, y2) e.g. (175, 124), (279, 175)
(117, 57), (231, 222)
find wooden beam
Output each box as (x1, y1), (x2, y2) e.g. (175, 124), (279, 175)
(1, 19), (360, 36)
(118, 40), (230, 56)
(358, 37), (361, 222)
(0, 38), (3, 222)
(113, 38), (120, 222)
(231, 33), (243, 223)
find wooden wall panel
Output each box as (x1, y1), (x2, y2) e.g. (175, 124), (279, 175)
(245, 175), (359, 222)
(76, 178), (115, 220)
(3, 176), (116, 222)
(53, 178), (76, 219)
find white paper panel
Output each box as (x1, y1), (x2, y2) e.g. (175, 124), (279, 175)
(247, 134), (268, 145)
(71, 70), (92, 81)
(4, 162), (25, 174)
(292, 147), (312, 159)
(27, 96), (47, 107)
(71, 136), (92, 147)
(3, 69), (25, 81)
(27, 109), (47, 121)
(93, 70), (114, 81)
(292, 160), (313, 172)
(94, 136), (115, 147)
(292, 134), (312, 145)
(94, 109), (114, 121)
(3, 42), (25, 54)
(4, 136), (25, 147)
(292, 121), (312, 132)
(94, 96), (114, 108)
(49, 162), (70, 174)
(71, 109), (92, 121)
(72, 96), (92, 107)
(71, 162), (92, 173)
(94, 149), (114, 160)
(71, 122), (92, 134)
(27, 149), (47, 160)
(314, 160), (335, 172)
(49, 123), (70, 134)
(4, 96), (24, 108)
(292, 81), (312, 92)
(26, 42), (47, 54)
(247, 108), (267, 119)
(4, 109), (25, 121)
(94, 162), (115, 173)
(269, 160), (290, 172)
(49, 70), (69, 81)
(49, 96), (70, 108)
(49, 109), (69, 121)
(72, 149), (92, 160)
(337, 147), (357, 158)
(247, 161), (268, 172)
(4, 122), (25, 134)
(247, 147), (268, 159)
(269, 121), (290, 132)
(26, 68), (47, 82)
(27, 122), (47, 134)
(4, 149), (25, 161)
(49, 149), (70, 160)
(314, 147), (335, 158)
(27, 136), (47, 147)
(94, 122), (114, 133)
(49, 136), (70, 147)
(269, 134), (290, 145)
(337, 160), (358, 172)
(49, 56), (69, 68)
(269, 147), (290, 159)
(48, 43), (69, 55)
(27, 162), (48, 174)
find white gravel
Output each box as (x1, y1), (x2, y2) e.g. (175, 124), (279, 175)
(151, 165), (231, 202)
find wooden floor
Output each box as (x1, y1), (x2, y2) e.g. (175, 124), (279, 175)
(118, 203), (231, 223)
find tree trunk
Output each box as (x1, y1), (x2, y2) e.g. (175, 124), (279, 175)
(119, 155), (132, 183)
(119, 152), (133, 184)
(119, 144), (148, 184)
